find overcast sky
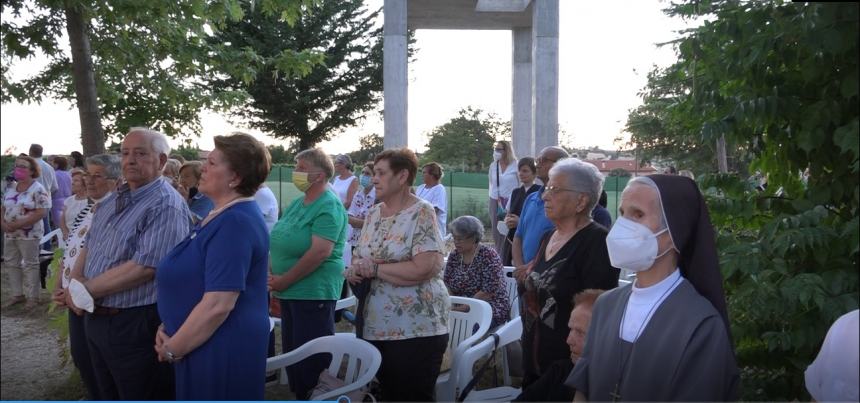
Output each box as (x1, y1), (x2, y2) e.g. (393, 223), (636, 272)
(0, 0), (690, 157)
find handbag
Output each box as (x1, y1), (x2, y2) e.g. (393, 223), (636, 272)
(311, 370), (376, 402)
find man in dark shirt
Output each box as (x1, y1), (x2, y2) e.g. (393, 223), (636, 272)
(514, 289), (605, 402)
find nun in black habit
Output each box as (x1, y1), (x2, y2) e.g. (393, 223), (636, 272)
(566, 175), (740, 401)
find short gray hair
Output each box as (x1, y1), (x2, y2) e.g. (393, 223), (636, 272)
(86, 154), (121, 179)
(549, 158), (604, 213)
(295, 148), (334, 179)
(127, 127), (171, 158)
(448, 215), (484, 243)
(162, 159), (181, 176)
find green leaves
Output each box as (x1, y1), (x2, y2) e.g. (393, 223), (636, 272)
(636, 2), (859, 400)
(834, 118), (859, 162)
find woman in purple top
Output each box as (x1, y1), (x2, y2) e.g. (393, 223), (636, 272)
(443, 215), (510, 328)
(51, 156), (72, 228)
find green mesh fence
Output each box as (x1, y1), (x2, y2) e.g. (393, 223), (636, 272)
(266, 164), (631, 226)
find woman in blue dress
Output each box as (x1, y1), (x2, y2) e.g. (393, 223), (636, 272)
(155, 133), (272, 400)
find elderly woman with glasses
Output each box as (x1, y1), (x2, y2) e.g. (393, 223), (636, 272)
(443, 215), (510, 328)
(519, 158), (620, 388)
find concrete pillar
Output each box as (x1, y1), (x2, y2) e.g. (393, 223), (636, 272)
(511, 28), (533, 157)
(383, 0), (408, 149)
(531, 0), (559, 152)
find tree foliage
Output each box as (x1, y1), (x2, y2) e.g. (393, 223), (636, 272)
(422, 107), (511, 172)
(267, 144), (294, 165)
(631, 1), (858, 399)
(209, 0), (382, 150)
(348, 133), (383, 166)
(173, 143), (201, 161)
(1, 0), (323, 153)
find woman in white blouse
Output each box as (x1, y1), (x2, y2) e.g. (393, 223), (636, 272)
(488, 140), (518, 254)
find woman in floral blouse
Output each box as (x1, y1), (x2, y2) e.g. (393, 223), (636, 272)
(444, 215), (510, 328)
(2, 155), (51, 309)
(346, 148), (450, 402)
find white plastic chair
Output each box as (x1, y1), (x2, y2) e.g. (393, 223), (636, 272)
(39, 228), (65, 255)
(436, 296), (493, 402)
(266, 333), (381, 401)
(455, 317), (523, 401)
(502, 266), (519, 318)
(268, 295), (359, 384)
(499, 266), (522, 385)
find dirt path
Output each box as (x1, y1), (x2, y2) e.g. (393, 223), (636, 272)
(0, 263), (82, 401)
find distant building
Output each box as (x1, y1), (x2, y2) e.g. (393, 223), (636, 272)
(584, 159), (657, 177)
(586, 152), (608, 160)
(198, 150), (211, 160)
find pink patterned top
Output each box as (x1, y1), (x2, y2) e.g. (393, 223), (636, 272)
(2, 181), (51, 240)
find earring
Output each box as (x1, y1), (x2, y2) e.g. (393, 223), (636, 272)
(229, 182), (236, 188)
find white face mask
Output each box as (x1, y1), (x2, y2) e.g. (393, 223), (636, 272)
(493, 151), (502, 161)
(606, 216), (671, 272)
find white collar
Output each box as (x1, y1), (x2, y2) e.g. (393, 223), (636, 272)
(621, 269), (683, 342)
(630, 268), (682, 304)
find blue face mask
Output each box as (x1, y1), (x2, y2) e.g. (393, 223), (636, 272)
(359, 174), (372, 188)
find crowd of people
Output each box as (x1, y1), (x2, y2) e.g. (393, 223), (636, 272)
(2, 131), (857, 402)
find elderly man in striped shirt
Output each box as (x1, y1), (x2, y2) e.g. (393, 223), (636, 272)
(67, 128), (192, 400)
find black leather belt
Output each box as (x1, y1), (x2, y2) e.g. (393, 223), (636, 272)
(92, 305), (123, 316)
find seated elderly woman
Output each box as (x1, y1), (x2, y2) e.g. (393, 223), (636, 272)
(443, 215), (510, 328)
(519, 158), (619, 387)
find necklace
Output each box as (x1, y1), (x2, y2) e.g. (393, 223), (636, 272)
(545, 220), (590, 259)
(610, 275), (682, 402)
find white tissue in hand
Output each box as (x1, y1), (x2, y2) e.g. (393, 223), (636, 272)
(497, 220), (509, 236)
(69, 279), (95, 313)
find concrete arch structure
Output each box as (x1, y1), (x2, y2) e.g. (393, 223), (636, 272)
(383, 0), (559, 157)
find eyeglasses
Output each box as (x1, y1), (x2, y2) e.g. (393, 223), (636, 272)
(14, 164), (29, 169)
(494, 148), (505, 152)
(452, 236), (474, 243)
(544, 185), (578, 196)
(83, 173), (108, 181)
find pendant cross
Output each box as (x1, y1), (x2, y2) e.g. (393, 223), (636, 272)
(610, 383), (621, 402)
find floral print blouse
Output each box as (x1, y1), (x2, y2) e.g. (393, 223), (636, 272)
(354, 199), (450, 340)
(347, 187), (376, 245)
(2, 181), (51, 240)
(444, 244), (511, 328)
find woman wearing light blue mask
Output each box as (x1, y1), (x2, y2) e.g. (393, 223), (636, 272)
(567, 175), (739, 401)
(347, 161), (377, 247)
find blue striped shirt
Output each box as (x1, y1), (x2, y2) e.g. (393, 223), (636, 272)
(84, 177), (192, 308)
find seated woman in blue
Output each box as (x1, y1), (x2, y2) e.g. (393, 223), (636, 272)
(155, 132), (271, 400)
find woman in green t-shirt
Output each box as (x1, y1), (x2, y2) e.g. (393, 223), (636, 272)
(267, 148), (348, 400)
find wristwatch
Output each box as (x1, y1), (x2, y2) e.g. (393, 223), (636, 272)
(164, 346), (183, 363)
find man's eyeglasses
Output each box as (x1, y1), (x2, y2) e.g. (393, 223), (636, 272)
(83, 174), (108, 181)
(536, 156), (559, 165)
(544, 185), (577, 196)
